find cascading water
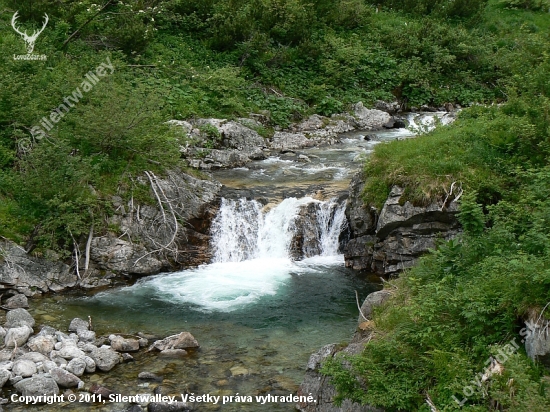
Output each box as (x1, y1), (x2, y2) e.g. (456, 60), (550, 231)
(211, 197), (347, 263)
(317, 201), (347, 256)
(134, 196), (349, 312)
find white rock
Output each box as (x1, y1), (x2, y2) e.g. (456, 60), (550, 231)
(12, 360), (37, 378)
(66, 358), (86, 377)
(4, 325), (33, 347)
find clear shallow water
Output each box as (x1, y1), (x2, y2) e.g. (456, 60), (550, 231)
(24, 257), (380, 411)
(212, 126), (417, 200)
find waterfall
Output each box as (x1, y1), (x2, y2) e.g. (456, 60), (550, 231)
(318, 201), (347, 256)
(211, 197), (347, 263)
(137, 196), (349, 312)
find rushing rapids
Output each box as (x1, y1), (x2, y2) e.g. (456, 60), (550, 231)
(137, 197), (349, 312)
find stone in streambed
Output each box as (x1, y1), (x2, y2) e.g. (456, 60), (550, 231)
(230, 365), (249, 376)
(83, 356), (96, 373)
(50, 367), (83, 388)
(14, 374), (59, 397)
(147, 402), (191, 412)
(68, 318), (89, 332)
(90, 382), (115, 398)
(109, 335), (140, 352)
(138, 372), (163, 381)
(5, 308), (35, 329)
(121, 353), (135, 362)
(158, 349), (188, 358)
(66, 358), (87, 377)
(77, 329), (96, 343)
(149, 332), (199, 352)
(89, 346), (120, 372)
(3, 294), (28, 309)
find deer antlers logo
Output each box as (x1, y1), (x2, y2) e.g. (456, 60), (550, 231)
(11, 11), (49, 54)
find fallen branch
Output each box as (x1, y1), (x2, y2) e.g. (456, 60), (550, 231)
(356, 290), (368, 321)
(84, 224), (93, 276)
(69, 231), (82, 282)
(425, 394), (439, 412)
(441, 181), (463, 211)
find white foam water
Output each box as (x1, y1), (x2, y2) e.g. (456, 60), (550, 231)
(139, 196), (349, 312)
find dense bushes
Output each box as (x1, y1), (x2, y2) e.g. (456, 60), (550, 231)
(1, 0), (549, 256)
(322, 12), (550, 409)
(324, 164), (550, 411)
(370, 0), (489, 18)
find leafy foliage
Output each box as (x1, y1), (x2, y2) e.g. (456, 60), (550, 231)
(323, 5), (550, 408)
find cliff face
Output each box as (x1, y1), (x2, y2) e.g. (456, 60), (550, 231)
(344, 173), (461, 275)
(0, 170), (222, 295)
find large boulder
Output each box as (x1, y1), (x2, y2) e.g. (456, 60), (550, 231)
(270, 132), (311, 151)
(344, 182), (461, 275)
(5, 308), (35, 328)
(4, 325), (33, 347)
(89, 346), (120, 372)
(351, 102), (391, 129)
(0, 240), (77, 296)
(219, 121), (266, 152)
(149, 332), (199, 352)
(14, 374), (59, 397)
(90, 237), (163, 275)
(90, 170), (222, 276)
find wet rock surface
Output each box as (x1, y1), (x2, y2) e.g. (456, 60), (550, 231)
(177, 102), (392, 171)
(344, 176), (461, 275)
(0, 241), (77, 297)
(0, 308), (201, 410)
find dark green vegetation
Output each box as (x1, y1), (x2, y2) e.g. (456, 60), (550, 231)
(0, 0), (549, 410)
(1, 0), (549, 254)
(322, 3), (550, 411)
(0, 0), (548, 253)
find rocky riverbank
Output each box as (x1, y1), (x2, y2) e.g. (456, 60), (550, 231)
(0, 305), (199, 411)
(0, 101), (414, 299)
(174, 102), (401, 170)
(344, 175), (461, 276)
